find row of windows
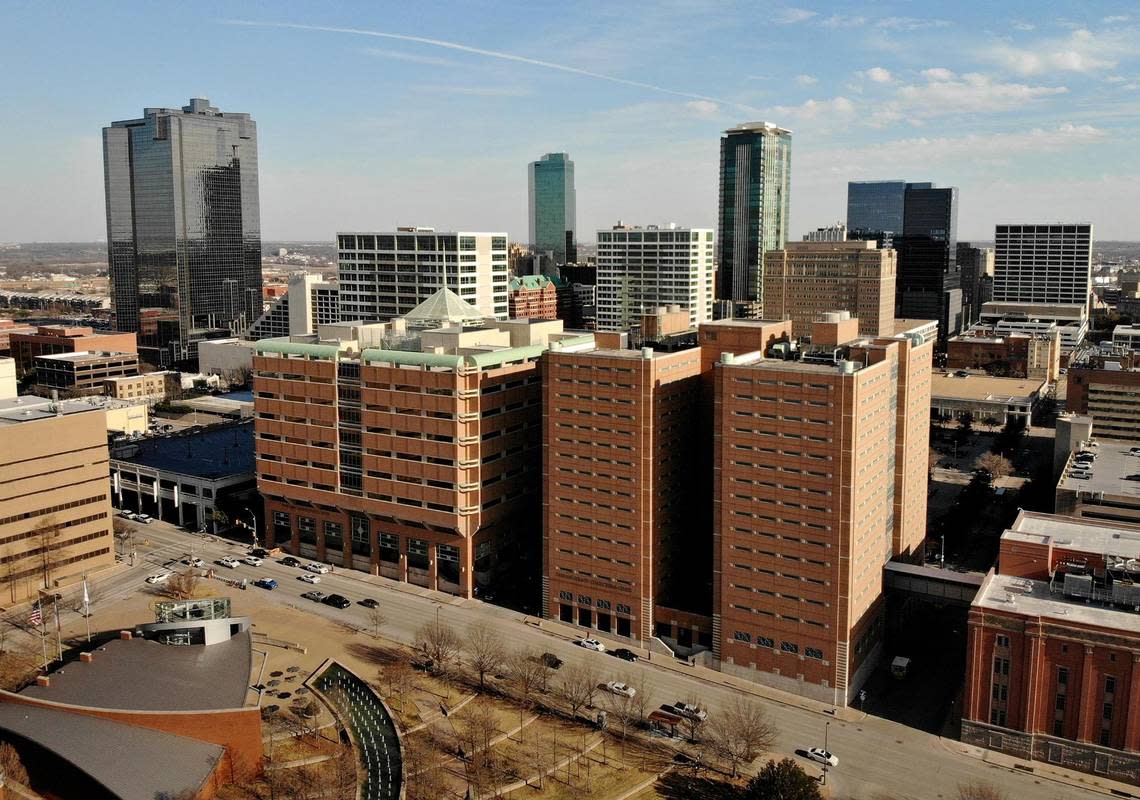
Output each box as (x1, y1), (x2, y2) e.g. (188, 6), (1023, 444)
(731, 630), (825, 659)
(0, 493), (107, 527)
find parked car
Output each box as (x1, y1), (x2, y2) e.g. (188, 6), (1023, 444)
(135, 514), (153, 525)
(254, 578), (278, 590)
(301, 591), (328, 602)
(299, 573), (321, 584)
(672, 701), (707, 721)
(540, 652), (564, 670)
(578, 638), (605, 652)
(218, 556), (241, 569)
(243, 556), (264, 567)
(305, 562), (331, 575)
(322, 594), (351, 609)
(611, 648), (639, 662)
(605, 681), (636, 698)
(118, 510), (133, 519)
(181, 557), (204, 568)
(281, 556), (302, 568)
(359, 598), (380, 609)
(145, 571), (172, 585)
(806, 747), (839, 767)
(250, 548), (270, 558)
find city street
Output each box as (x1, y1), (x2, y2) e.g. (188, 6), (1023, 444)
(61, 518), (1110, 800)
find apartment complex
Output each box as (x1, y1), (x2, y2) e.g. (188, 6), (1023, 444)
(0, 403), (115, 604)
(596, 224), (714, 331)
(9, 325), (137, 375)
(336, 229), (509, 322)
(993, 224), (1093, 312)
(964, 512), (1140, 782)
(761, 240), (897, 338)
(246, 272), (340, 339)
(1067, 352), (1140, 442)
(33, 351), (139, 396)
(104, 370), (181, 402)
(507, 275), (558, 320)
(253, 298), (590, 598)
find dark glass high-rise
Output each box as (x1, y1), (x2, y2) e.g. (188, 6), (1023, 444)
(103, 98), (262, 367)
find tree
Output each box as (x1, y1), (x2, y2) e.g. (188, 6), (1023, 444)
(678, 695), (708, 743)
(958, 782), (1007, 800)
(505, 650), (548, 721)
(556, 662), (600, 719)
(32, 517), (62, 590)
(976, 452), (1013, 481)
(0, 741), (29, 789)
(404, 737), (448, 800)
(414, 618), (460, 675)
(957, 411), (975, 434)
(743, 758), (822, 800)
(455, 701), (501, 793)
(464, 622), (505, 691)
(365, 606), (388, 638)
(161, 568), (200, 600)
(601, 674), (650, 755)
(707, 696), (776, 778)
(382, 659), (417, 711)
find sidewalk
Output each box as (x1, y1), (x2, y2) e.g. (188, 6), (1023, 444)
(941, 738), (1139, 798)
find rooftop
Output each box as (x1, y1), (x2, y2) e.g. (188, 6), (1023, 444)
(34, 350), (136, 363)
(0, 395), (138, 427)
(22, 629), (253, 711)
(974, 571), (1140, 635)
(931, 372), (1045, 402)
(1056, 444), (1140, 501)
(1004, 511), (1140, 561)
(402, 287), (488, 326)
(109, 422), (255, 479)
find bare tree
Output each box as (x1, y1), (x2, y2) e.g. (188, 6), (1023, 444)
(958, 782), (1007, 800)
(381, 660), (417, 714)
(464, 622), (506, 691)
(365, 606), (388, 638)
(161, 568), (200, 600)
(556, 662), (600, 719)
(455, 701), (501, 793)
(0, 741), (29, 789)
(404, 737), (448, 800)
(32, 517), (62, 590)
(601, 674), (650, 757)
(414, 617), (460, 675)
(679, 694), (709, 743)
(505, 650), (548, 723)
(522, 726), (554, 790)
(977, 452), (1013, 481)
(708, 696), (777, 778)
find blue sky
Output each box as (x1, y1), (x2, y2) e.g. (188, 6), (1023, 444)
(2, 0), (1138, 242)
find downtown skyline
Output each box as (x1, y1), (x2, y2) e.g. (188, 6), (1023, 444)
(2, 1), (1139, 244)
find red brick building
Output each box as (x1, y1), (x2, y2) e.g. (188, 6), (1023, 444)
(964, 511), (1140, 782)
(9, 324), (137, 375)
(1067, 352), (1140, 443)
(508, 275), (558, 319)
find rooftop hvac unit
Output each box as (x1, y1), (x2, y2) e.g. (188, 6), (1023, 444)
(1113, 582), (1140, 607)
(1063, 572), (1094, 599)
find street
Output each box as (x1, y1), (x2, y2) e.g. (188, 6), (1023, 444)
(61, 518), (1108, 800)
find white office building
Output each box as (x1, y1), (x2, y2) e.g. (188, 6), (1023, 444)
(595, 224), (714, 331)
(245, 272), (339, 340)
(336, 228), (509, 322)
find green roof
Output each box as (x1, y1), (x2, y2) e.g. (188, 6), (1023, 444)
(508, 275), (553, 291)
(463, 344), (546, 368)
(361, 349), (464, 368)
(254, 339), (341, 359)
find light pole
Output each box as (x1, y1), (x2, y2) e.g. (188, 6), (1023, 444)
(822, 719), (831, 786)
(242, 507), (258, 549)
(940, 535), (946, 570)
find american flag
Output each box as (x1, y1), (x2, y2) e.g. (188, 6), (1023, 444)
(28, 606), (42, 626)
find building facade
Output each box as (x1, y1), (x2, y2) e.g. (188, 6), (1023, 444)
(528, 153), (577, 264)
(762, 240), (897, 338)
(9, 325), (137, 376)
(337, 229), (509, 322)
(946, 330), (1061, 382)
(896, 184), (961, 339)
(716, 122), (792, 308)
(507, 275), (558, 320)
(34, 351), (139, 397)
(596, 224), (714, 331)
(993, 224), (1094, 313)
(105, 371), (181, 402)
(245, 272), (339, 339)
(803, 224), (847, 242)
(0, 405), (115, 604)
(957, 243), (995, 327)
(846, 180), (922, 244)
(1067, 352), (1140, 442)
(103, 98), (262, 367)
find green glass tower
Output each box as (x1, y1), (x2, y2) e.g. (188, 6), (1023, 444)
(528, 153), (577, 264)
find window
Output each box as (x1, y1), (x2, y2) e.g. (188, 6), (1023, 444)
(734, 631), (752, 643)
(758, 636), (775, 648)
(298, 516), (317, 544)
(995, 634), (1010, 648)
(805, 647), (823, 659)
(407, 538), (429, 570)
(1058, 667), (1069, 686)
(780, 641), (799, 654)
(378, 532), (399, 564)
(323, 521), (343, 551)
(350, 515), (370, 556)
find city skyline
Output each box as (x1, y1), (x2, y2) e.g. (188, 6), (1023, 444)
(2, 1), (1138, 245)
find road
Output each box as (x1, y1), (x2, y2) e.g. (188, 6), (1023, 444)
(73, 518), (1106, 800)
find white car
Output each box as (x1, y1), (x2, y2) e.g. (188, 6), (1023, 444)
(135, 514), (153, 525)
(218, 556), (241, 569)
(806, 747), (839, 767)
(299, 573), (322, 584)
(605, 681), (636, 698)
(145, 571), (172, 585)
(578, 638), (605, 652)
(672, 701), (708, 721)
(304, 562), (330, 575)
(117, 510), (133, 519)
(243, 556), (264, 567)
(181, 557), (204, 568)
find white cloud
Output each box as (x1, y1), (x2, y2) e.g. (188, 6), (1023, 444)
(795, 74), (818, 86)
(875, 17), (950, 30)
(773, 7), (818, 24)
(984, 29), (1125, 75)
(1103, 15), (1130, 23)
(821, 14), (866, 28)
(416, 85), (532, 97)
(894, 71), (1067, 116)
(771, 96), (857, 121)
(361, 47), (458, 67)
(864, 67), (892, 83)
(1011, 21), (1035, 31)
(685, 99), (720, 117)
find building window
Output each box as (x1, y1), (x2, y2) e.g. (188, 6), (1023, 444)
(378, 532), (399, 564)
(734, 631), (752, 643)
(805, 647), (823, 660)
(407, 538), (429, 570)
(995, 634), (1010, 648)
(323, 521), (343, 551)
(437, 543), (460, 584)
(616, 603), (631, 615)
(558, 590), (572, 601)
(1058, 667), (1069, 686)
(758, 636), (775, 648)
(272, 511), (291, 541)
(781, 641), (799, 654)
(350, 515), (369, 556)
(298, 516), (317, 545)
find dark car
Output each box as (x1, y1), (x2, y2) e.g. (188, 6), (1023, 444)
(250, 547), (270, 559)
(358, 598), (380, 609)
(322, 594), (351, 609)
(280, 556), (302, 567)
(611, 648), (640, 662)
(539, 652), (564, 670)
(254, 578), (278, 591)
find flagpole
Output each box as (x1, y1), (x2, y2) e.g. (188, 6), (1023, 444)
(36, 604), (47, 672)
(54, 599), (62, 663)
(83, 575), (91, 643)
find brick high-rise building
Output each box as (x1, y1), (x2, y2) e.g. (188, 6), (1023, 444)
(1067, 351), (1140, 443)
(762, 240), (897, 338)
(507, 275), (558, 320)
(254, 294), (591, 599)
(9, 325), (137, 376)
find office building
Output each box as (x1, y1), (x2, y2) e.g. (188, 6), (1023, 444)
(716, 122), (792, 309)
(846, 180), (924, 244)
(803, 223), (847, 242)
(1113, 325), (1140, 352)
(105, 371), (182, 402)
(245, 272), (339, 339)
(993, 224), (1093, 313)
(974, 303), (1087, 352)
(104, 98), (262, 367)
(254, 294), (592, 598)
(596, 224), (714, 331)
(1067, 351), (1140, 442)
(957, 243), (995, 326)
(0, 402), (115, 604)
(964, 511), (1140, 783)
(33, 351), (139, 397)
(895, 184), (961, 338)
(762, 240), (897, 337)
(507, 275), (558, 319)
(931, 372), (1045, 425)
(1055, 441), (1140, 526)
(528, 153), (577, 263)
(198, 339), (257, 383)
(336, 229), (509, 322)
(9, 325), (137, 376)
(946, 329), (1060, 382)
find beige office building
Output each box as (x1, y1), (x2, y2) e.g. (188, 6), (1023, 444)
(762, 241), (896, 338)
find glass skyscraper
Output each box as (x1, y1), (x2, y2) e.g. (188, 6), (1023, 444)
(528, 153), (576, 264)
(716, 122), (792, 310)
(103, 98), (262, 367)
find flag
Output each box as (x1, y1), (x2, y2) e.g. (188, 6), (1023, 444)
(82, 579), (90, 614)
(28, 607), (42, 626)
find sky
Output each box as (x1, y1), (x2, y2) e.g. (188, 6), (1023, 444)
(1, 0), (1139, 243)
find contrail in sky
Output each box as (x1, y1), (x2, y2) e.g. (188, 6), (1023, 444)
(224, 19), (760, 113)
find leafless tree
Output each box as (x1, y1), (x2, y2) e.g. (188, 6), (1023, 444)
(464, 622), (506, 691)
(455, 701), (501, 793)
(707, 696), (777, 778)
(414, 617), (460, 675)
(161, 568), (200, 600)
(601, 674), (649, 757)
(380, 659), (417, 713)
(977, 452), (1013, 480)
(679, 694), (709, 743)
(404, 737), (448, 800)
(556, 662), (600, 719)
(523, 726), (554, 790)
(32, 517), (62, 590)
(0, 741), (29, 790)
(506, 650), (548, 723)
(365, 606), (388, 638)
(958, 782), (1007, 800)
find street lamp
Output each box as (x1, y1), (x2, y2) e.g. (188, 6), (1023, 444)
(242, 507), (258, 548)
(822, 720), (831, 786)
(940, 535), (946, 570)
